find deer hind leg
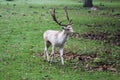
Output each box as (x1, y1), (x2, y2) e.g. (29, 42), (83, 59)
(44, 41), (51, 61)
(50, 45), (55, 64)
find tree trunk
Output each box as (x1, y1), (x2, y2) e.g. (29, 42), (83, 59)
(83, 0), (93, 7)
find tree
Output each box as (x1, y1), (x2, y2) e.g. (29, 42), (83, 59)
(83, 0), (93, 7)
(6, 0), (13, 1)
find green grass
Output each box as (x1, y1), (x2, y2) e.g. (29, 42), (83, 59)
(0, 0), (120, 80)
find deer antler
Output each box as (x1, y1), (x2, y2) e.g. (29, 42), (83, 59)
(50, 8), (67, 26)
(64, 7), (72, 24)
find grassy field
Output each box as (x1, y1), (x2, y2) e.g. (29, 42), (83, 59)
(0, 0), (120, 80)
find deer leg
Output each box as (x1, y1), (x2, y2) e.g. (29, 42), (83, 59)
(44, 41), (51, 62)
(59, 47), (64, 65)
(44, 47), (47, 61)
(50, 45), (55, 64)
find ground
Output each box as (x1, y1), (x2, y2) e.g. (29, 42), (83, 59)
(0, 0), (120, 80)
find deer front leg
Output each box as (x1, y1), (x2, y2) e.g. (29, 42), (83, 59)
(59, 47), (64, 65)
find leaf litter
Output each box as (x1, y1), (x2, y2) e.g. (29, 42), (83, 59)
(71, 31), (120, 46)
(35, 51), (118, 73)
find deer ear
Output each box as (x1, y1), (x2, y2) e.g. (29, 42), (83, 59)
(62, 26), (68, 29)
(62, 26), (70, 30)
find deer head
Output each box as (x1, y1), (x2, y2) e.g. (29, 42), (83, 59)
(50, 7), (74, 34)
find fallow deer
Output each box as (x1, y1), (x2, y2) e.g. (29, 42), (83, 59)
(43, 7), (74, 65)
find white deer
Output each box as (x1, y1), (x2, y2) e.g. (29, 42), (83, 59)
(43, 7), (74, 65)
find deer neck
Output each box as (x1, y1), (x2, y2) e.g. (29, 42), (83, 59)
(59, 30), (69, 41)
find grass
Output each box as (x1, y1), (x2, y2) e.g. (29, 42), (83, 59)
(0, 0), (120, 80)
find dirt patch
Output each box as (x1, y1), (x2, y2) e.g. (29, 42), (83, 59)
(36, 51), (118, 72)
(63, 52), (117, 72)
(71, 31), (120, 46)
